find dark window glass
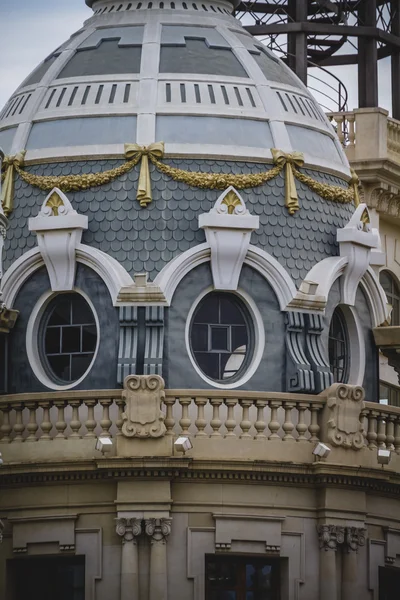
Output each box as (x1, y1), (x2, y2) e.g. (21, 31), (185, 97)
(380, 271), (400, 326)
(205, 555), (280, 600)
(7, 555), (85, 600)
(41, 294), (97, 384)
(379, 382), (400, 407)
(328, 307), (349, 383)
(190, 293), (253, 383)
(379, 566), (400, 600)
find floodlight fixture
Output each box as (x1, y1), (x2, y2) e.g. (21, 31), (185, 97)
(313, 442), (331, 459)
(377, 448), (391, 466)
(174, 436), (193, 454)
(95, 437), (113, 454)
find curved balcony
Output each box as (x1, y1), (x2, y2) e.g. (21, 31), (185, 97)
(0, 379), (399, 479)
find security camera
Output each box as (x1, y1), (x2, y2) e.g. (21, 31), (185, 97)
(95, 437), (113, 454)
(174, 436), (193, 454)
(313, 442), (331, 459)
(377, 448), (391, 466)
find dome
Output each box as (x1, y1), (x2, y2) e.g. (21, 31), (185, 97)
(0, 0), (348, 176)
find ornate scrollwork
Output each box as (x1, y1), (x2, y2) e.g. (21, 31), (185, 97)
(317, 524), (345, 551)
(121, 374), (166, 438)
(326, 384), (365, 449)
(144, 518), (172, 544)
(115, 517), (142, 544)
(345, 527), (366, 553)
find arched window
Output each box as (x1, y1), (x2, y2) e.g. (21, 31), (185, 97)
(328, 307), (350, 383)
(40, 293), (97, 384)
(380, 270), (400, 326)
(190, 292), (253, 383)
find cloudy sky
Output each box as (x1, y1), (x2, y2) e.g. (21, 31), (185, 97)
(0, 0), (91, 107)
(0, 0), (392, 114)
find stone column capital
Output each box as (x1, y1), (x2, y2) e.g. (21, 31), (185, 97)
(344, 526), (366, 553)
(317, 524), (345, 551)
(145, 518), (172, 544)
(116, 517), (142, 545)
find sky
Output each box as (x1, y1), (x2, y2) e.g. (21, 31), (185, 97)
(0, 0), (393, 115)
(0, 0), (91, 108)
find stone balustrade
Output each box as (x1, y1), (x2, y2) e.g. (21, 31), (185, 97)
(327, 107), (400, 166)
(0, 383), (400, 469)
(363, 401), (400, 452)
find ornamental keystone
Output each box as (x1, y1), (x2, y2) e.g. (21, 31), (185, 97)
(122, 374), (166, 438)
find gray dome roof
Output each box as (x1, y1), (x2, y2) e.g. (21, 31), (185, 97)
(0, 0), (349, 177)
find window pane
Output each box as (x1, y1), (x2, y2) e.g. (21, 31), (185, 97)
(71, 354), (93, 380)
(190, 292), (252, 383)
(48, 355), (70, 380)
(42, 293), (97, 384)
(220, 297), (243, 324)
(48, 299), (71, 326)
(195, 352), (220, 380)
(192, 324), (208, 351)
(211, 326), (229, 351)
(45, 327), (61, 354)
(195, 295), (219, 323)
(328, 308), (349, 383)
(62, 326), (81, 353)
(82, 325), (97, 352)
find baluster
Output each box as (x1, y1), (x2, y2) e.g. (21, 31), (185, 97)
(254, 400), (267, 440)
(210, 398), (222, 437)
(0, 405), (12, 443)
(376, 413), (387, 449)
(116, 398), (125, 436)
(268, 400), (281, 441)
(386, 415), (395, 451)
(309, 403), (322, 443)
(69, 400), (82, 438)
(84, 399), (97, 438)
(296, 402), (308, 442)
(194, 397), (207, 437)
(55, 400), (67, 439)
(394, 416), (400, 454)
(282, 401), (295, 442)
(39, 400), (53, 441)
(224, 399), (237, 438)
(239, 399), (252, 439)
(179, 396), (191, 436)
(348, 115), (356, 147)
(25, 402), (39, 442)
(164, 396), (176, 436)
(13, 403), (25, 442)
(366, 410), (378, 449)
(99, 399), (112, 437)
(335, 115), (345, 145)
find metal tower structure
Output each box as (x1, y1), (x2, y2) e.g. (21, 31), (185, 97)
(236, 0), (400, 117)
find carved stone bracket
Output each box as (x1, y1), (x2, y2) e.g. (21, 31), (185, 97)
(285, 312), (314, 392)
(29, 187), (88, 291)
(144, 518), (172, 545)
(115, 517), (142, 545)
(199, 186), (259, 290)
(121, 374), (166, 438)
(305, 314), (333, 393)
(317, 525), (345, 551)
(322, 384), (365, 450)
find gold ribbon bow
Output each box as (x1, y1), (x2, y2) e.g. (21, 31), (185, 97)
(124, 142), (165, 207)
(1, 151), (26, 216)
(350, 168), (360, 207)
(271, 149), (304, 215)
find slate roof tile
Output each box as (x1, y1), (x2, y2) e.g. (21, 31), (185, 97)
(4, 159), (354, 285)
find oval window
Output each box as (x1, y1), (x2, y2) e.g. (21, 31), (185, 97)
(328, 306), (349, 383)
(190, 292), (253, 383)
(40, 293), (97, 384)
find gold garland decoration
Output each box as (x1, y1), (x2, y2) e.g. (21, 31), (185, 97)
(1, 143), (357, 217)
